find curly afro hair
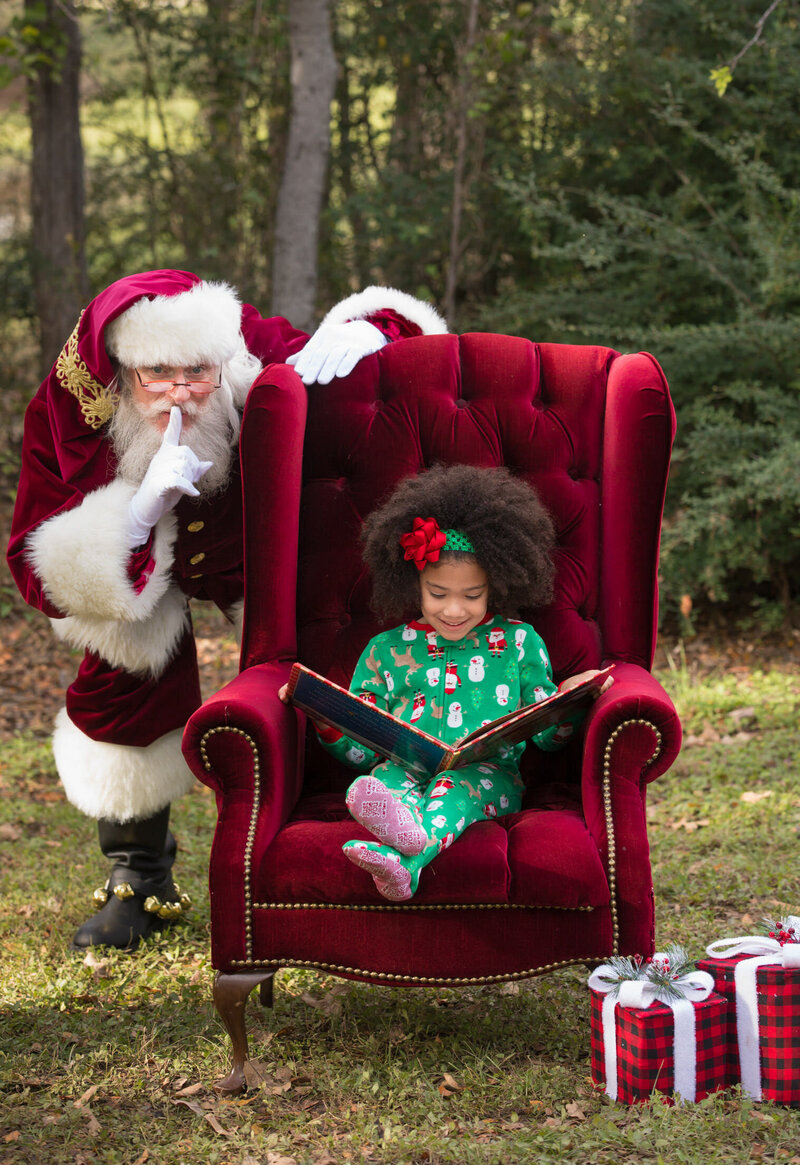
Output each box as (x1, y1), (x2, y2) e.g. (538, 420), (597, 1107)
(361, 464), (556, 621)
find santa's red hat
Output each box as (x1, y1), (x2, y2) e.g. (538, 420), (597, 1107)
(46, 269), (259, 451)
(104, 277), (244, 369)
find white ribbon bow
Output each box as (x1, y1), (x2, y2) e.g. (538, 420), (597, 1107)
(706, 920), (800, 1101)
(588, 956), (715, 1103)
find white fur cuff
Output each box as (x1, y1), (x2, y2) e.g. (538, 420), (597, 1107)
(50, 584), (189, 678)
(53, 708), (196, 823)
(320, 286), (448, 336)
(26, 479), (178, 623)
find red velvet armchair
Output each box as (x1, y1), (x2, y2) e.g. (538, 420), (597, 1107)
(182, 333), (681, 1093)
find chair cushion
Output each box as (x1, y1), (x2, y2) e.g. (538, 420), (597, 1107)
(254, 791), (610, 910)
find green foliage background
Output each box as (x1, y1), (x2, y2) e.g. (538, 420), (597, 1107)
(0, 0), (798, 630)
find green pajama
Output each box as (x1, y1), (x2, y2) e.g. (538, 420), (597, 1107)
(316, 616), (584, 897)
(369, 758), (525, 870)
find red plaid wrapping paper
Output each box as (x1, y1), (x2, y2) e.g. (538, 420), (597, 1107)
(589, 988), (730, 1104)
(698, 954), (800, 1105)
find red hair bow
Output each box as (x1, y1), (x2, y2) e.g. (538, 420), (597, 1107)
(399, 516), (447, 571)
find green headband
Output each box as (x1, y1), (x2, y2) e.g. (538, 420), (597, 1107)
(442, 529), (475, 553)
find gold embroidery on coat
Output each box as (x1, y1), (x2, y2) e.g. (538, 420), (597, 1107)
(55, 311), (116, 430)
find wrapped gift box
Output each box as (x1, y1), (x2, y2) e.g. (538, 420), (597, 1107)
(698, 952), (800, 1105)
(589, 988), (730, 1105)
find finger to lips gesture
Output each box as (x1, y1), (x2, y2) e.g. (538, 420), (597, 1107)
(157, 406), (214, 500)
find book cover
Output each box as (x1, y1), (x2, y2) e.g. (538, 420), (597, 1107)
(287, 663), (614, 777)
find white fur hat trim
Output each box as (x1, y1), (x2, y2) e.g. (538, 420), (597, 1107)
(105, 280), (244, 367)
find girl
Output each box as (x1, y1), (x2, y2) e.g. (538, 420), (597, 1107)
(282, 464), (611, 902)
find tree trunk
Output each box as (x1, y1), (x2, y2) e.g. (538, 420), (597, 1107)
(27, 0), (88, 374)
(444, 0), (480, 325)
(270, 0), (337, 331)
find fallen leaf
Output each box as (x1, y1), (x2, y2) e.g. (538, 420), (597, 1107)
(243, 1059), (272, 1089)
(74, 1084), (99, 1107)
(0, 823), (21, 841)
(265, 1154), (297, 1165)
(729, 706), (756, 724)
(3, 1131), (20, 1143)
(670, 817), (710, 832)
(740, 790), (773, 803)
(684, 721), (720, 747)
(174, 1082), (204, 1097)
(566, 1101), (586, 1119)
(204, 1112), (233, 1137)
(82, 1108), (102, 1135)
(442, 1072), (462, 1090)
(174, 1098), (205, 1118)
(544, 1116), (562, 1127)
(132, 1151), (149, 1165)
(300, 991), (343, 1017)
(82, 950), (110, 980)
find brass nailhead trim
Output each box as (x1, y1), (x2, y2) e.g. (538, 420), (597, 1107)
(201, 726), (261, 963)
(602, 718), (662, 955)
(253, 901), (595, 912)
(226, 955), (597, 984)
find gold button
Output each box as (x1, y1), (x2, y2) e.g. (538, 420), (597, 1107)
(190, 573), (203, 579)
(189, 552), (205, 565)
(187, 520), (205, 533)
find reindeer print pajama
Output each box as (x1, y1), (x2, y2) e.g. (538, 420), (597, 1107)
(316, 617), (582, 887)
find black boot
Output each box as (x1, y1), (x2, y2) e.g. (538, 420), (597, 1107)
(71, 806), (191, 951)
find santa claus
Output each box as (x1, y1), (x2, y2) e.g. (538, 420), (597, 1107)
(6, 269), (445, 950)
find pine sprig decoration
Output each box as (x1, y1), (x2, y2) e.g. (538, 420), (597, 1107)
(593, 953), (647, 995)
(644, 943), (696, 1002)
(762, 915), (800, 945)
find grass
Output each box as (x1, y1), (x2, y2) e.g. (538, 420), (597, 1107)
(1, 652), (799, 1164)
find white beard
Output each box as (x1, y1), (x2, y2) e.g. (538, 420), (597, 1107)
(109, 388), (237, 498)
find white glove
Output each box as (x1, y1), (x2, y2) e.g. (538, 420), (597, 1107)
(287, 319), (388, 385)
(126, 407), (213, 549)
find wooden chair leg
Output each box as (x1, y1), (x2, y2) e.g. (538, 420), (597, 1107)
(259, 975), (274, 1008)
(213, 969), (276, 1095)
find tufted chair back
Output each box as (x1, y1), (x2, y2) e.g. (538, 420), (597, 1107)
(241, 332), (672, 792)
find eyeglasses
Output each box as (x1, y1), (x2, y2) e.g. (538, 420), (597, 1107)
(134, 366), (221, 394)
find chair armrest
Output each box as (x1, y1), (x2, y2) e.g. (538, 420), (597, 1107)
(579, 661), (682, 956)
(182, 661), (307, 967)
(182, 660), (305, 835)
(582, 661), (681, 792)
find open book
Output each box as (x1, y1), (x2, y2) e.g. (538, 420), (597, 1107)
(287, 662), (614, 777)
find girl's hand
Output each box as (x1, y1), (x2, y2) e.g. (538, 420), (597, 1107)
(559, 668), (614, 696)
(278, 681), (328, 731)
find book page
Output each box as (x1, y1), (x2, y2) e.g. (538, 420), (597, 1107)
(448, 666), (615, 769)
